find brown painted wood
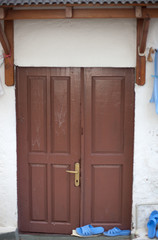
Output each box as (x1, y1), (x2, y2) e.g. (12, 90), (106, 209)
(3, 8), (158, 20)
(17, 67), (81, 234)
(5, 9), (66, 20)
(0, 21), (10, 54)
(80, 68), (85, 226)
(139, 18), (150, 54)
(143, 8), (158, 18)
(136, 19), (147, 86)
(4, 20), (14, 86)
(72, 8), (135, 18)
(4, 8), (135, 20)
(83, 68), (135, 230)
(17, 67), (134, 234)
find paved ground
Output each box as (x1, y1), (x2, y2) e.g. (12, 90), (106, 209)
(0, 232), (134, 240)
(19, 234), (133, 240)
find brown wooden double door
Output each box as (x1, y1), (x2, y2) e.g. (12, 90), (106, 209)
(17, 67), (134, 234)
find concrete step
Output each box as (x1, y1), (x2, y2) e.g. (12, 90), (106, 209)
(19, 234), (132, 240)
(0, 232), (133, 240)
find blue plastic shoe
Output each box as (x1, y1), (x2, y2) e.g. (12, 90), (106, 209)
(147, 218), (157, 239)
(149, 210), (158, 220)
(76, 225), (104, 237)
(103, 227), (131, 236)
(156, 229), (158, 238)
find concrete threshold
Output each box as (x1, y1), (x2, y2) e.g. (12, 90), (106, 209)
(19, 234), (133, 240)
(0, 232), (134, 240)
(0, 232), (18, 240)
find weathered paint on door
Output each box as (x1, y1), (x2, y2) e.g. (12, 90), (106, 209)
(17, 67), (134, 234)
(17, 68), (81, 234)
(83, 68), (134, 230)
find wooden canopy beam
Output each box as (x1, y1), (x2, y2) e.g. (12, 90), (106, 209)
(136, 18), (150, 86)
(2, 7), (158, 20)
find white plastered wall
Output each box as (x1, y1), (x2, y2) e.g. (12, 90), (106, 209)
(0, 17), (158, 237)
(0, 54), (17, 233)
(133, 18), (158, 239)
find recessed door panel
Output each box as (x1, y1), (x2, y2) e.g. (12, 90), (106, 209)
(51, 164), (70, 222)
(91, 165), (122, 223)
(51, 77), (70, 154)
(92, 76), (124, 153)
(28, 76), (47, 153)
(30, 164), (48, 222)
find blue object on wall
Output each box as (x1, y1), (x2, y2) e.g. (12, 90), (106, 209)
(150, 50), (158, 114)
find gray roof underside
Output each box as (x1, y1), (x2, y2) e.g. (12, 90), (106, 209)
(0, 0), (158, 5)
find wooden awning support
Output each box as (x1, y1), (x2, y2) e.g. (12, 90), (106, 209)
(4, 20), (14, 86)
(0, 19), (14, 86)
(136, 18), (150, 85)
(0, 20), (14, 86)
(0, 6), (153, 86)
(0, 22), (10, 55)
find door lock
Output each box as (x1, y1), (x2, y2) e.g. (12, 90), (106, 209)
(66, 163), (80, 187)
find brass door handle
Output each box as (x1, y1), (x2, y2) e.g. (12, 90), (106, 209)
(66, 163), (80, 187)
(66, 170), (78, 174)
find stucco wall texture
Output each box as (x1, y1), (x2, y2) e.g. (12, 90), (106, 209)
(0, 18), (158, 237)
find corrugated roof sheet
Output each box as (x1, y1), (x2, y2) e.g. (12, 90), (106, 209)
(0, 0), (158, 4)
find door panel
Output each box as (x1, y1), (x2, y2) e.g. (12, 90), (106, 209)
(28, 76), (47, 152)
(51, 165), (70, 222)
(30, 164), (47, 221)
(83, 68), (134, 230)
(91, 165), (122, 223)
(17, 67), (81, 234)
(91, 76), (124, 153)
(50, 77), (70, 153)
(17, 67), (134, 234)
